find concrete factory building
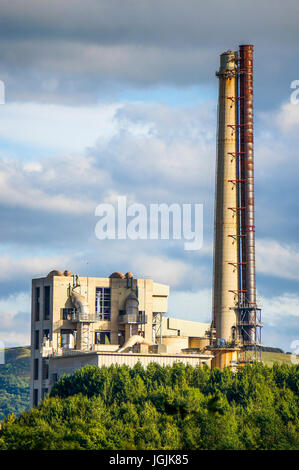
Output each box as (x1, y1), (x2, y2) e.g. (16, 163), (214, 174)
(30, 270), (212, 407)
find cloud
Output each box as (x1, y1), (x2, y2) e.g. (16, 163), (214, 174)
(256, 239), (299, 282)
(0, 102), (119, 152)
(0, 292), (30, 347)
(0, 101), (216, 218)
(130, 254), (189, 288)
(260, 293), (299, 351)
(260, 292), (299, 325)
(274, 101), (299, 134)
(0, 254), (72, 281)
(0, 1), (298, 105)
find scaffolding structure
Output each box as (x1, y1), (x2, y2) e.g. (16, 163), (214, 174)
(152, 312), (163, 345)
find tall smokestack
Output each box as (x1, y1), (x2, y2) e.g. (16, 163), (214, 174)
(238, 45), (256, 308)
(212, 50), (239, 343)
(211, 45), (262, 368)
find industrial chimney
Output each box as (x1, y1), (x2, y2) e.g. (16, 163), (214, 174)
(212, 50), (239, 344)
(211, 45), (262, 369)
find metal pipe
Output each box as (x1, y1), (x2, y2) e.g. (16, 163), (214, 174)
(238, 45), (256, 344)
(239, 45), (256, 307)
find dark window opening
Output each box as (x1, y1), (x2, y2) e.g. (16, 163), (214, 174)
(138, 311), (146, 322)
(44, 286), (50, 320)
(61, 307), (76, 320)
(95, 331), (111, 345)
(119, 309), (126, 316)
(95, 287), (111, 320)
(33, 389), (38, 407)
(52, 373), (58, 383)
(34, 330), (39, 350)
(35, 287), (40, 321)
(42, 388), (48, 400)
(34, 358), (39, 380)
(43, 329), (50, 340)
(118, 331), (125, 346)
(60, 329), (76, 349)
(42, 359), (49, 380)
(232, 326), (236, 341)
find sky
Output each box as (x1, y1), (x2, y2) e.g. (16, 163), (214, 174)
(0, 0), (298, 352)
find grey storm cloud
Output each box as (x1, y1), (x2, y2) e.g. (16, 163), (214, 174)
(0, 0), (298, 46)
(0, 0), (298, 105)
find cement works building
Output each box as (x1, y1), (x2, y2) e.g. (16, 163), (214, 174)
(30, 270), (213, 406)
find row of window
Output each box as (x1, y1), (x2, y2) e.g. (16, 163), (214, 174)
(34, 328), (117, 350)
(35, 287), (113, 322)
(57, 329), (112, 347)
(60, 308), (145, 322)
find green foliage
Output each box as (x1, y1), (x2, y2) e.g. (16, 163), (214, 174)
(0, 361), (298, 450)
(0, 347), (30, 421)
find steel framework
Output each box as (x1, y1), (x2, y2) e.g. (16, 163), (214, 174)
(235, 45), (263, 361)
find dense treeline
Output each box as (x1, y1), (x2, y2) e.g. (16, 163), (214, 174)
(0, 362), (298, 450)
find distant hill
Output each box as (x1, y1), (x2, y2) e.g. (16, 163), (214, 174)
(0, 346), (31, 421)
(261, 351), (297, 367)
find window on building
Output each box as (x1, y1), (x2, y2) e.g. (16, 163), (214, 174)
(34, 358), (39, 380)
(42, 359), (49, 380)
(43, 329), (50, 340)
(35, 287), (40, 321)
(95, 287), (111, 320)
(52, 373), (58, 383)
(119, 309), (126, 316)
(42, 388), (48, 400)
(61, 307), (76, 320)
(118, 331), (125, 346)
(33, 389), (39, 407)
(232, 326), (236, 341)
(95, 331), (111, 345)
(138, 311), (146, 323)
(60, 329), (75, 349)
(44, 286), (50, 320)
(34, 330), (39, 350)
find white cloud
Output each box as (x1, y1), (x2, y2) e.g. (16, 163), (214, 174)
(131, 254), (189, 287)
(0, 101), (215, 215)
(0, 292), (30, 327)
(0, 102), (120, 152)
(0, 254), (72, 281)
(23, 161), (43, 172)
(260, 292), (299, 326)
(274, 101), (299, 134)
(0, 292), (31, 347)
(256, 239), (299, 281)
